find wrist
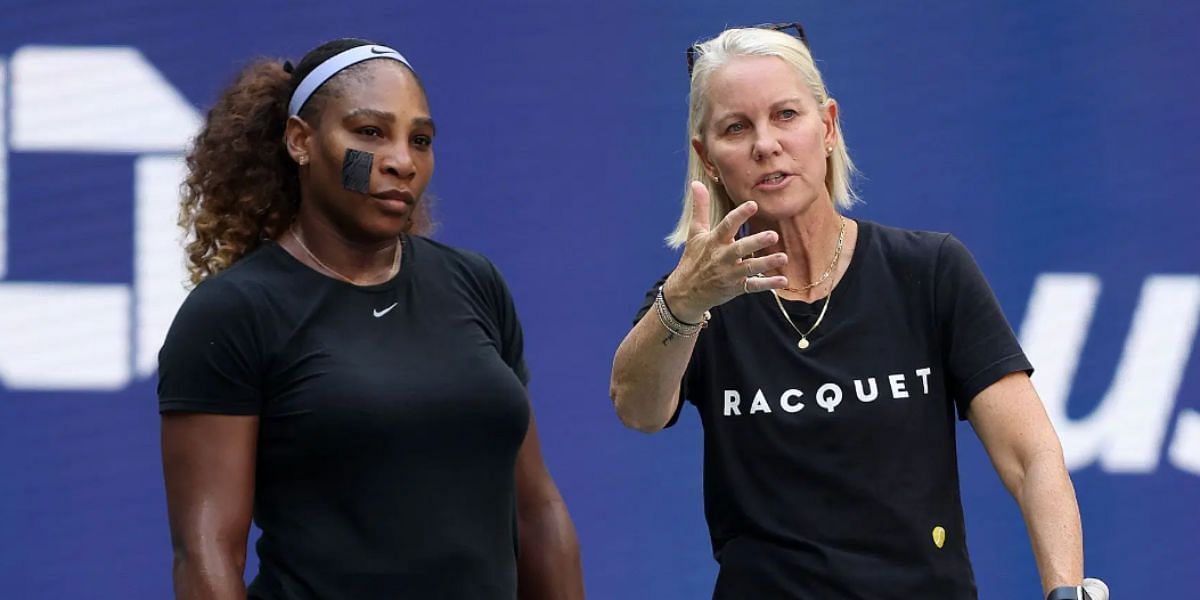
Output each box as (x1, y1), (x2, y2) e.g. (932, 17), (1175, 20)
(661, 276), (706, 324)
(654, 286), (709, 339)
(1046, 585), (1090, 600)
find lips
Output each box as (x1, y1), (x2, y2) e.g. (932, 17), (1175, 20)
(371, 189), (415, 202)
(755, 172), (792, 188)
(369, 190), (415, 215)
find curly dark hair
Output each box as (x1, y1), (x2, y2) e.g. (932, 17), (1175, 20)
(180, 38), (432, 285)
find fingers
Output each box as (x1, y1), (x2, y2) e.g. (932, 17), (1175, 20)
(743, 275), (789, 294)
(687, 181), (711, 240)
(711, 200), (758, 242)
(730, 229), (778, 260)
(740, 253), (788, 277)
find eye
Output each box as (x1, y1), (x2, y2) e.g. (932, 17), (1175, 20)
(412, 134), (433, 148)
(725, 121), (746, 134)
(358, 126), (384, 138)
(778, 109), (798, 120)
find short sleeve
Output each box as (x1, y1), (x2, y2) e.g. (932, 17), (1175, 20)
(634, 272), (695, 428)
(484, 261), (531, 386)
(157, 278), (264, 415)
(935, 235), (1033, 419)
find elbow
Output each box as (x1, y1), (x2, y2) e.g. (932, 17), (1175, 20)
(625, 413), (666, 435)
(170, 529), (247, 579)
(609, 383), (665, 434)
(518, 496), (580, 550)
(609, 348), (666, 434)
(1004, 446), (1070, 503)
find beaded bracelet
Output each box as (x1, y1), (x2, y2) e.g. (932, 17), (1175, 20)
(654, 286), (710, 337)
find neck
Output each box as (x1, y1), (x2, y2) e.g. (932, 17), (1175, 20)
(286, 212), (400, 285)
(748, 198), (853, 301)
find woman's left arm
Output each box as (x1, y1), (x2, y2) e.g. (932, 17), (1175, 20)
(515, 410), (584, 600)
(968, 371), (1084, 596)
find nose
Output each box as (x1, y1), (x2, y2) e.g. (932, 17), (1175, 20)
(376, 141), (416, 182)
(751, 128), (783, 161)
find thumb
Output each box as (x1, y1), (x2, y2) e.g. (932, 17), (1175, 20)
(687, 181), (711, 239)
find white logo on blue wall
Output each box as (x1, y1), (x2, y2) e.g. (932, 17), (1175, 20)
(1020, 274), (1200, 475)
(0, 46), (200, 391)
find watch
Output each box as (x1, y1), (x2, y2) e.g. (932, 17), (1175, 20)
(1047, 586), (1092, 600)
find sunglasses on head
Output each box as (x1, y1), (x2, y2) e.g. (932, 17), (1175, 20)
(686, 22), (809, 76)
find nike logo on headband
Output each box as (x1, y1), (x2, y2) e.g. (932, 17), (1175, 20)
(288, 45), (413, 116)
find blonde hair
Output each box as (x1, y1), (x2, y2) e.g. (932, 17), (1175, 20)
(667, 27), (859, 248)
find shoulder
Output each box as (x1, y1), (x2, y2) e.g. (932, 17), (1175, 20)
(179, 244), (288, 319)
(856, 220), (981, 280)
(169, 280), (257, 341)
(858, 219), (956, 264)
(408, 235), (502, 282)
(408, 236), (521, 328)
(162, 267), (265, 362)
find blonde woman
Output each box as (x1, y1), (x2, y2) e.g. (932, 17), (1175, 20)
(611, 23), (1103, 600)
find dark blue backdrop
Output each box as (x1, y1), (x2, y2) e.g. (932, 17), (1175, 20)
(1, 1), (1197, 597)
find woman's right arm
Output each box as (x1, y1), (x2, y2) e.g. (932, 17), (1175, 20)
(162, 413), (258, 600)
(609, 289), (704, 432)
(609, 183), (787, 433)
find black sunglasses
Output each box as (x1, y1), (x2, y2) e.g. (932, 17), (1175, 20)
(686, 22), (809, 76)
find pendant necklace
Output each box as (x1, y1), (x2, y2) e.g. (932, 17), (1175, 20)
(771, 280), (832, 350)
(769, 218), (844, 350)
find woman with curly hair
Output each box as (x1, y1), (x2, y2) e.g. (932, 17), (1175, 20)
(158, 38), (582, 599)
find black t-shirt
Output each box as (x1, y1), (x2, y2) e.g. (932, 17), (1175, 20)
(636, 220), (1031, 599)
(158, 235), (531, 599)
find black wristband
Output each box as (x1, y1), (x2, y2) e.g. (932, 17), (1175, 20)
(1047, 586), (1091, 600)
(658, 286), (700, 326)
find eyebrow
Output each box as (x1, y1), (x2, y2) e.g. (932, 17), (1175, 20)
(771, 97), (805, 108)
(343, 109), (436, 135)
(412, 116), (437, 135)
(344, 108), (396, 123)
(712, 97), (807, 124)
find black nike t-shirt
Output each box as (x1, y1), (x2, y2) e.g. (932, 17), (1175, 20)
(636, 220), (1031, 599)
(158, 235), (531, 599)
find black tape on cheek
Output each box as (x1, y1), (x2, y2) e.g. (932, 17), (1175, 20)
(341, 148), (374, 194)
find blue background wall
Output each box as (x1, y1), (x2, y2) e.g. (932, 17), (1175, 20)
(1, 1), (1197, 597)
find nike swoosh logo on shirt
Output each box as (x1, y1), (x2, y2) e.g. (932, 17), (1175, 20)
(373, 302), (398, 318)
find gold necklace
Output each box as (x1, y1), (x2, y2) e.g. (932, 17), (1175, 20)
(780, 216), (846, 293)
(290, 224), (401, 285)
(771, 278), (833, 350)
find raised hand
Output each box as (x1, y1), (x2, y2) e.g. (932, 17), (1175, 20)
(662, 181), (789, 322)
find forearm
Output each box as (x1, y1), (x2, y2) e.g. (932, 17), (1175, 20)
(172, 544), (247, 600)
(1012, 451), (1084, 595)
(517, 497), (583, 600)
(611, 200), (788, 431)
(610, 305), (698, 432)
